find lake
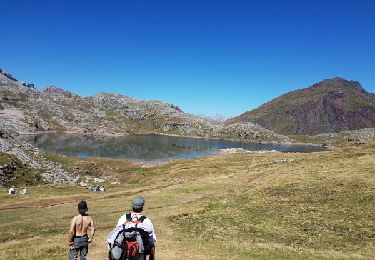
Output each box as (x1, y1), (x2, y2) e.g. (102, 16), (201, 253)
(20, 133), (326, 162)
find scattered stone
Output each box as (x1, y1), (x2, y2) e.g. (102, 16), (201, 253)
(270, 158), (295, 163)
(79, 182), (88, 187)
(220, 148), (249, 154)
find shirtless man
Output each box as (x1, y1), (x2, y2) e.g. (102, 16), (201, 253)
(68, 201), (95, 260)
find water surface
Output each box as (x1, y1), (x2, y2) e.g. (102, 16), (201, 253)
(21, 133), (325, 162)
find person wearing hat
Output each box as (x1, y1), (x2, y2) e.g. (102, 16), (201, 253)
(116, 195), (156, 260)
(68, 201), (95, 260)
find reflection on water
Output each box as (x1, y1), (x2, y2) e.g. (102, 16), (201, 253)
(20, 133), (326, 162)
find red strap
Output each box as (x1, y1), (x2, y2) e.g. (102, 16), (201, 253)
(125, 241), (139, 256)
(124, 220), (142, 225)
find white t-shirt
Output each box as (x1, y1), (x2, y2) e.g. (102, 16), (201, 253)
(116, 212), (157, 243)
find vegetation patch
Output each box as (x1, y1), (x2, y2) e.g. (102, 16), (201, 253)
(0, 152), (43, 187)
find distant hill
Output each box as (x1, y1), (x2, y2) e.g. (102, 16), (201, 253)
(0, 68), (289, 143)
(228, 77), (375, 135)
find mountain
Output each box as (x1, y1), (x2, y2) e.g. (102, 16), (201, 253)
(0, 69), (289, 143)
(228, 77), (375, 135)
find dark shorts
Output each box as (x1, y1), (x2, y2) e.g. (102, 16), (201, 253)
(69, 235), (89, 260)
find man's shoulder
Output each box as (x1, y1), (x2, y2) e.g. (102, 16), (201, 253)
(142, 217), (153, 224)
(83, 215), (93, 221)
(117, 214), (128, 225)
(71, 215), (79, 224)
(73, 214), (92, 221)
(118, 213), (151, 221)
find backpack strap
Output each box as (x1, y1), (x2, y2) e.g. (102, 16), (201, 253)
(125, 213), (146, 221)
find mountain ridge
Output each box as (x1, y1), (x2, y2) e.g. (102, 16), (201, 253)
(228, 77), (375, 135)
(0, 69), (289, 143)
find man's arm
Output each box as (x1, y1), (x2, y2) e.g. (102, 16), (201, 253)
(149, 244), (155, 260)
(68, 216), (76, 245)
(88, 217), (95, 243)
(144, 218), (157, 242)
(144, 218), (156, 260)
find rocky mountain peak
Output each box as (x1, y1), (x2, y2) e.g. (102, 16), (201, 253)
(311, 77), (366, 94)
(0, 68), (18, 82)
(43, 86), (66, 94)
(229, 78), (375, 135)
(0, 69), (36, 94)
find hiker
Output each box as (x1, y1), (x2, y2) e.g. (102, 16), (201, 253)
(20, 188), (27, 195)
(68, 201), (95, 260)
(108, 195), (156, 260)
(8, 186), (15, 195)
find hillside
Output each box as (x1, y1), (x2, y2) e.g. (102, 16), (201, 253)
(0, 69), (289, 143)
(0, 143), (374, 259)
(0, 130), (77, 186)
(228, 77), (375, 135)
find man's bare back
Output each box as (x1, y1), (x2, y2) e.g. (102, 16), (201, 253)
(70, 214), (94, 237)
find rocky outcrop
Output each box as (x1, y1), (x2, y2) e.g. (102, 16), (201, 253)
(228, 77), (375, 135)
(0, 131), (78, 185)
(312, 128), (375, 146)
(0, 68), (18, 81)
(43, 86), (67, 94)
(218, 122), (290, 142)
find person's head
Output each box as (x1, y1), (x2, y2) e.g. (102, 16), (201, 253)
(132, 196), (145, 213)
(78, 200), (88, 215)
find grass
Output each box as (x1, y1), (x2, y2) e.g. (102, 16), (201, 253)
(0, 143), (375, 259)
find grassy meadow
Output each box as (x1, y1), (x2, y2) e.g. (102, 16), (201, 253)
(0, 143), (375, 259)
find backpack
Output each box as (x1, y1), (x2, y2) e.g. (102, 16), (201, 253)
(107, 214), (152, 260)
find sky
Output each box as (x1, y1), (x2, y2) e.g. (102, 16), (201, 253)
(1, 0), (375, 117)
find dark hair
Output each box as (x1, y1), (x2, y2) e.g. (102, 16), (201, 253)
(78, 201), (88, 215)
(78, 209), (88, 215)
(132, 206), (143, 213)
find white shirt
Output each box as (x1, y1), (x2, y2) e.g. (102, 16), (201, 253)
(116, 212), (157, 243)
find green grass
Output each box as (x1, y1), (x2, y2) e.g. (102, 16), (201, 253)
(42, 151), (70, 168)
(0, 143), (375, 259)
(0, 152), (43, 187)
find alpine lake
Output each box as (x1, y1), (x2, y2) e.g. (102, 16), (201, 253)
(20, 133), (326, 163)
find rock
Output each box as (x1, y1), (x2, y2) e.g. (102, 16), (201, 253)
(0, 135), (77, 185)
(43, 86), (66, 94)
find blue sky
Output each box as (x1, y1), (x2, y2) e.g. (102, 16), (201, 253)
(1, 0), (375, 117)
